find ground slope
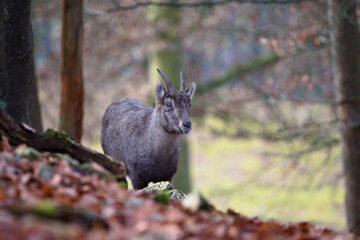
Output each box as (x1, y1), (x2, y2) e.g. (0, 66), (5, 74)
(0, 137), (356, 240)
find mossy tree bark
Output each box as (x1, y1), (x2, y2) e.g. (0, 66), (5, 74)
(0, 110), (126, 181)
(0, 0), (34, 125)
(59, 0), (84, 143)
(147, 4), (192, 193)
(329, 0), (360, 234)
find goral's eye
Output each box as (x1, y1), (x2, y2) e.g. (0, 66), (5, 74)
(166, 102), (173, 109)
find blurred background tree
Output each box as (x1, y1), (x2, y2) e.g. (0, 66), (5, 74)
(329, 0), (360, 234)
(59, 0), (84, 142)
(29, 0), (360, 232)
(146, 0), (192, 193)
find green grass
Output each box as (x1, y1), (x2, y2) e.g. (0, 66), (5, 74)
(190, 135), (344, 230)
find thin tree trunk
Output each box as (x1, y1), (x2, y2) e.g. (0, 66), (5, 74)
(147, 0), (194, 193)
(146, 0), (193, 193)
(0, 0), (33, 124)
(59, 0), (84, 142)
(176, 138), (192, 192)
(148, 49), (192, 193)
(329, 0), (360, 234)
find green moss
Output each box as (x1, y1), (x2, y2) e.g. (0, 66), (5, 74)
(33, 201), (58, 217)
(107, 156), (116, 163)
(41, 129), (75, 145)
(102, 171), (116, 181)
(154, 190), (171, 205)
(140, 182), (186, 202)
(118, 180), (128, 189)
(41, 128), (60, 137)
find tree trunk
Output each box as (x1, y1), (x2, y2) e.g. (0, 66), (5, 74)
(59, 0), (84, 143)
(0, 0), (33, 124)
(329, 0), (360, 234)
(29, 65), (43, 132)
(175, 138), (192, 192)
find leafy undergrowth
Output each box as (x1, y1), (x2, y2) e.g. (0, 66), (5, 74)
(0, 137), (356, 240)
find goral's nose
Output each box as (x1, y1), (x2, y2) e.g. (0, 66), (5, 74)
(183, 121), (192, 130)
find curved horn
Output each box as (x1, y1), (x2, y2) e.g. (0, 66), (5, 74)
(180, 69), (185, 91)
(157, 69), (174, 92)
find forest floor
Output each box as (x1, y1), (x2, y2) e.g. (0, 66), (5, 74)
(0, 137), (353, 239)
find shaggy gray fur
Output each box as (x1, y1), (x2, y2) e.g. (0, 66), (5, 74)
(101, 70), (196, 189)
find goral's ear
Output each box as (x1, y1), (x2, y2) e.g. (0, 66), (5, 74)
(156, 81), (166, 100)
(186, 82), (196, 99)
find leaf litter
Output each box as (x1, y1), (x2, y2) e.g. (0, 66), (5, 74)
(0, 136), (357, 240)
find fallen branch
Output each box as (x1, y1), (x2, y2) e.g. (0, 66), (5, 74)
(0, 110), (126, 181)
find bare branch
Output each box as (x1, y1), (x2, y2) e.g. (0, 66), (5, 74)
(85, 0), (322, 15)
(195, 43), (327, 96)
(250, 84), (360, 106)
(196, 53), (280, 95)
